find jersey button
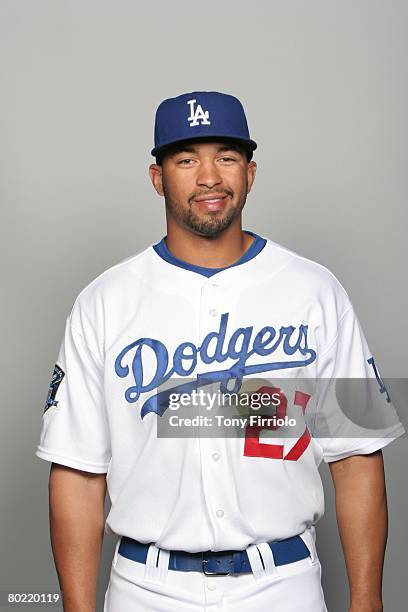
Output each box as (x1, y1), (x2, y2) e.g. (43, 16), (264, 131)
(209, 308), (217, 317)
(216, 509), (224, 518)
(206, 579), (217, 591)
(211, 452), (221, 462)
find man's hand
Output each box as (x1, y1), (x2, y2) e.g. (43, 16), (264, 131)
(329, 450), (387, 612)
(49, 463), (107, 612)
(349, 603), (383, 612)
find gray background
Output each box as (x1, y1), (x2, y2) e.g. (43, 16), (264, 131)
(1, 1), (407, 610)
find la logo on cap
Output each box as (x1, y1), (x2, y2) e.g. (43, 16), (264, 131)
(187, 99), (211, 127)
(150, 91), (257, 158)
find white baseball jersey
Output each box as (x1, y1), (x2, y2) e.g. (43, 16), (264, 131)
(36, 230), (405, 553)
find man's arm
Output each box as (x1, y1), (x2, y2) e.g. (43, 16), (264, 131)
(329, 449), (387, 612)
(49, 463), (107, 612)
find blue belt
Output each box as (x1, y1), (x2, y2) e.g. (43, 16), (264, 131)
(118, 535), (310, 575)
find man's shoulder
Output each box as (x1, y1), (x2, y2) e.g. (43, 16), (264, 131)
(69, 242), (155, 316)
(262, 236), (352, 311)
(265, 237), (345, 285)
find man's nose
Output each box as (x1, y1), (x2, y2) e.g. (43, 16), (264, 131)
(196, 160), (222, 189)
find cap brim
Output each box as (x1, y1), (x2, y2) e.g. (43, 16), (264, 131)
(151, 134), (257, 157)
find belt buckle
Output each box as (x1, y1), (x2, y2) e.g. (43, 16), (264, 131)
(201, 552), (231, 576)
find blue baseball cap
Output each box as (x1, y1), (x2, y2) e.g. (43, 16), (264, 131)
(151, 91), (257, 159)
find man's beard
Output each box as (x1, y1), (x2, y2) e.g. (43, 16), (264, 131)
(163, 188), (248, 237)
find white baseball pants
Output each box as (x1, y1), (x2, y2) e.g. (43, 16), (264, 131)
(103, 528), (328, 611)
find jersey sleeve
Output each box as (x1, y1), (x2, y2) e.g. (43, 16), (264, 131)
(35, 305), (111, 473)
(313, 303), (406, 463)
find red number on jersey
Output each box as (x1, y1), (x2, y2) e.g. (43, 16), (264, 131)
(243, 386), (312, 461)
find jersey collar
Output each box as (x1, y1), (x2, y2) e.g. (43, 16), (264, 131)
(153, 230), (267, 278)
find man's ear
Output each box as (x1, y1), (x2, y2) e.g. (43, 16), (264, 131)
(149, 164), (164, 196)
(246, 160), (257, 194)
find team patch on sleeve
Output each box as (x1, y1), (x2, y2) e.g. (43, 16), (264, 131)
(44, 364), (65, 413)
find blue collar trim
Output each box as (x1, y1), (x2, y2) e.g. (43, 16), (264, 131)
(153, 230), (267, 277)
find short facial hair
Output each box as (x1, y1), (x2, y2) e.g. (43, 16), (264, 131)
(162, 179), (248, 237)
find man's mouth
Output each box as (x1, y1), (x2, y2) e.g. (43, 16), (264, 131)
(193, 193), (230, 211)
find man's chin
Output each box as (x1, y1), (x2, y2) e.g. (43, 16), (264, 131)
(184, 221), (233, 237)
(165, 195), (245, 237)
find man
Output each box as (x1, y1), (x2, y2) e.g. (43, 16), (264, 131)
(36, 91), (405, 612)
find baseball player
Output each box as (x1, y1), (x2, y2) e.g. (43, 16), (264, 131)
(36, 91), (405, 612)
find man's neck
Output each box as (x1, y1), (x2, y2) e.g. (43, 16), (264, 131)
(164, 223), (254, 269)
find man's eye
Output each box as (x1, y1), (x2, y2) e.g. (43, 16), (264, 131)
(220, 156), (236, 162)
(178, 159), (194, 165)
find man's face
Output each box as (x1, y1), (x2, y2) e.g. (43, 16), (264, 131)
(149, 139), (257, 237)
